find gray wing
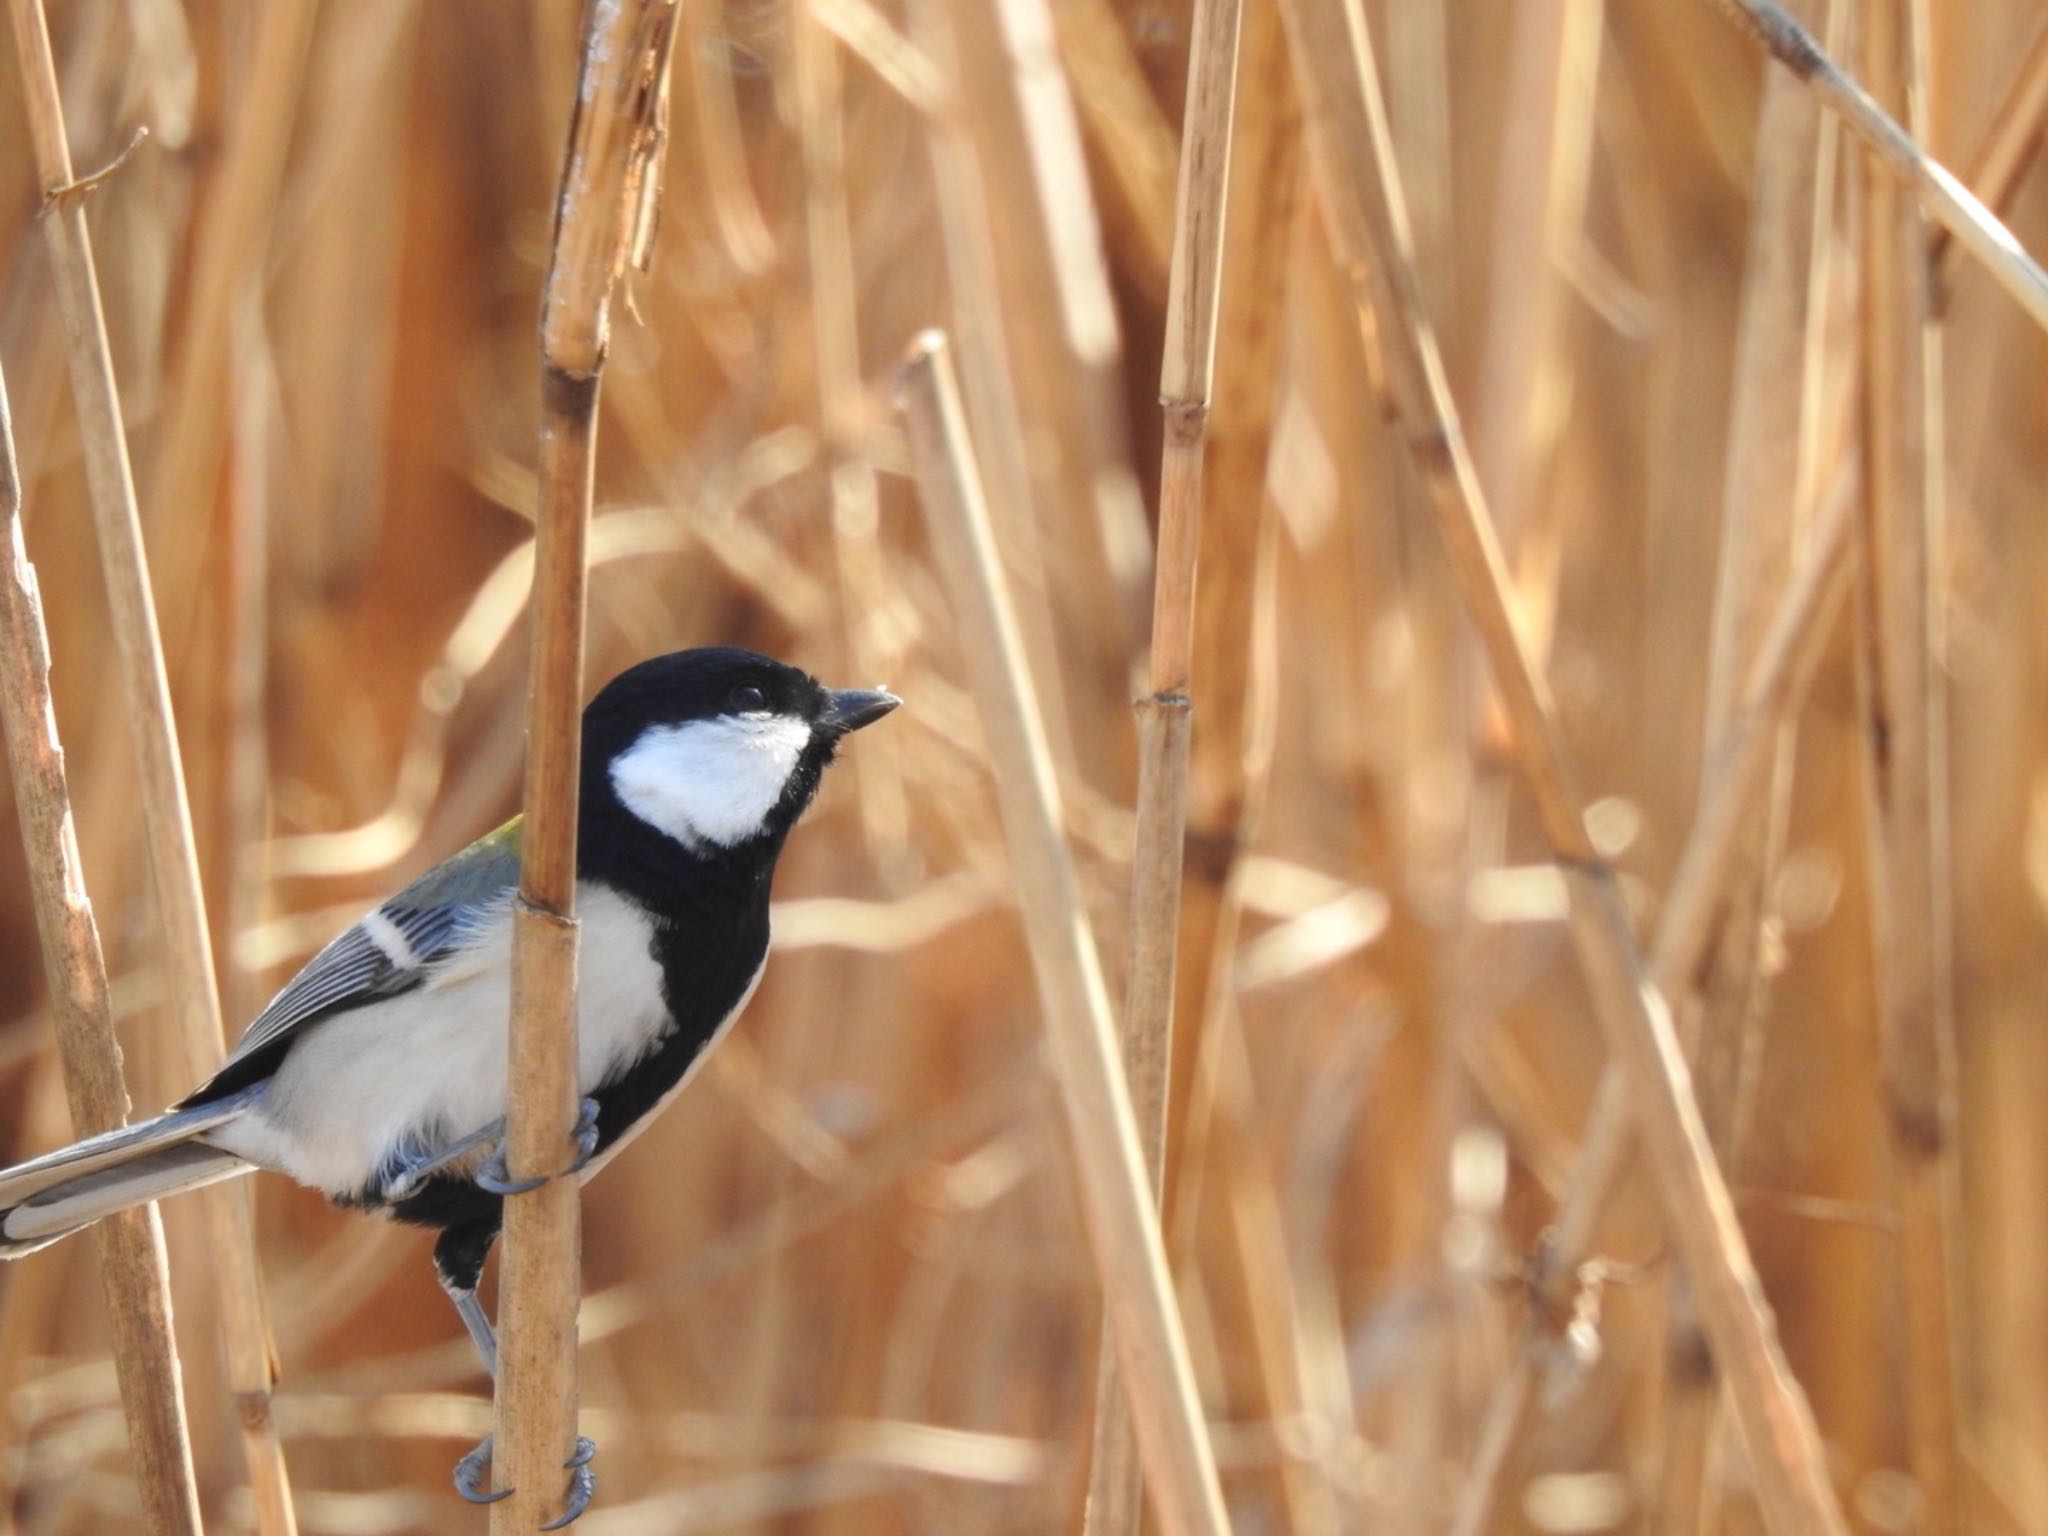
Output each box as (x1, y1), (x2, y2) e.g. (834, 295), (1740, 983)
(188, 819), (523, 1100)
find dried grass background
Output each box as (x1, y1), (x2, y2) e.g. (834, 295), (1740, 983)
(0, 0), (2043, 1533)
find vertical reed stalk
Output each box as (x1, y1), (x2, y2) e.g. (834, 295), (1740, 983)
(1083, 3), (1242, 1531)
(1163, 0), (1297, 1218)
(1858, 2), (1965, 1529)
(0, 364), (203, 1536)
(1277, 2), (1851, 1530)
(6, 3), (298, 1528)
(494, 3), (681, 1529)
(902, 332), (1231, 1536)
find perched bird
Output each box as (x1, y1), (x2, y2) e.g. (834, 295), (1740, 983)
(0, 647), (898, 1524)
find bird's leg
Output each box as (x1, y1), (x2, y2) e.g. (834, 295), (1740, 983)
(381, 1118), (505, 1203)
(434, 1222), (600, 1521)
(436, 1233), (513, 1506)
(474, 1097), (601, 1195)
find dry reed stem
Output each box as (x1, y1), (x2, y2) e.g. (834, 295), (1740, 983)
(6, 3), (298, 1528)
(0, 363), (202, 1536)
(900, 332), (1230, 1536)
(1084, 2), (1241, 1526)
(495, 2), (680, 1528)
(1858, 3), (1965, 1529)
(1277, 2), (1850, 1531)
(1930, 17), (2048, 286)
(1712, 0), (2048, 334)
(1162, 0), (1295, 1236)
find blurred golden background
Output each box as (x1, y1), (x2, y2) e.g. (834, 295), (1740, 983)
(0, 0), (2044, 1532)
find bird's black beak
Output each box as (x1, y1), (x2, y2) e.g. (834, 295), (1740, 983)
(821, 687), (901, 735)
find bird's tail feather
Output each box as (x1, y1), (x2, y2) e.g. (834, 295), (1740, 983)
(0, 1086), (261, 1258)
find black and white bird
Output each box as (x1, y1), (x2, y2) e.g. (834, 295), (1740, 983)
(0, 647), (897, 1523)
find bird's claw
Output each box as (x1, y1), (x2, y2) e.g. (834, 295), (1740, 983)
(453, 1433), (598, 1524)
(566, 1099), (599, 1175)
(454, 1434), (513, 1505)
(539, 1439), (599, 1530)
(476, 1100), (601, 1195)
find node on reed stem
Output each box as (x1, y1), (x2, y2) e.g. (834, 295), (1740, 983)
(494, 3), (682, 1529)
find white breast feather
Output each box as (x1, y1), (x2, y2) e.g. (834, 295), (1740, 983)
(610, 714), (811, 848)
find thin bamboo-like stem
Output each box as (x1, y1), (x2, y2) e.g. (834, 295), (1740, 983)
(1083, 2), (1242, 1531)
(1931, 17), (2048, 285)
(1164, 0), (1298, 1221)
(1859, 3), (1965, 1530)
(0, 368), (203, 1536)
(6, 3), (299, 1529)
(1712, 0), (2048, 333)
(494, 3), (681, 1529)
(901, 332), (1231, 1536)
(1277, 3), (1851, 1531)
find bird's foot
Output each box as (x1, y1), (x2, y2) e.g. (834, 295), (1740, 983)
(383, 1118), (505, 1203)
(451, 1433), (598, 1526)
(453, 1434), (512, 1505)
(476, 1099), (601, 1195)
(540, 1439), (599, 1531)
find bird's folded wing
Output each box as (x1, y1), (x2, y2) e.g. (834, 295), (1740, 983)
(202, 818), (525, 1087)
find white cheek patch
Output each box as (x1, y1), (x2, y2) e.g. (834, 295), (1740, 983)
(610, 714), (812, 848)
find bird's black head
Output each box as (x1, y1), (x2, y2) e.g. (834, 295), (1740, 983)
(579, 647), (898, 866)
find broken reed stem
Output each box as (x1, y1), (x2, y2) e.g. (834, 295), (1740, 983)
(495, 3), (680, 1530)
(0, 367), (203, 1536)
(1858, 4), (1966, 1530)
(1931, 17), (2048, 285)
(1448, 469), (1859, 1536)
(901, 332), (1231, 1536)
(1276, 3), (1851, 1532)
(6, 2), (298, 1527)
(1084, 4), (1243, 1531)
(1712, 0), (2048, 334)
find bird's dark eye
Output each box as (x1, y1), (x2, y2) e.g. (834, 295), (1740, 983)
(730, 683), (768, 713)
